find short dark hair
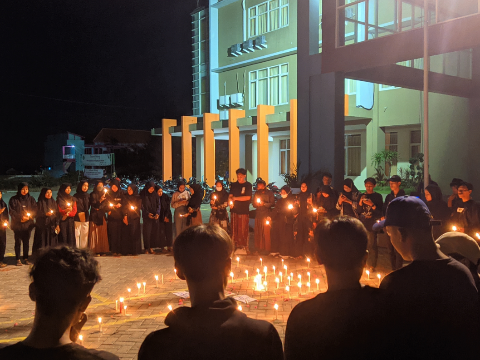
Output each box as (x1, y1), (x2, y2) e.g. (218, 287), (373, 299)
(458, 181), (473, 191)
(30, 246), (101, 317)
(315, 216), (368, 270)
(323, 172), (333, 179)
(236, 168), (247, 175)
(174, 225), (234, 282)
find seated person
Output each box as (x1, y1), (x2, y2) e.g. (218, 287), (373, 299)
(138, 224), (283, 360)
(285, 216), (393, 360)
(0, 246), (118, 360)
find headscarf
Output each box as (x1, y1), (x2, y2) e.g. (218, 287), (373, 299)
(57, 183), (74, 207)
(74, 180), (90, 201)
(142, 181), (159, 215)
(426, 184), (443, 202)
(343, 179), (358, 200)
(213, 180), (229, 203)
(109, 178), (121, 193)
(281, 185), (291, 194)
(188, 183), (204, 209)
(127, 184), (139, 196)
(92, 180), (104, 195)
(37, 187), (56, 215)
(17, 182), (29, 200)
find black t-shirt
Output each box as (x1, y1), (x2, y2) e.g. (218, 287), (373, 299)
(229, 181), (252, 215)
(380, 257), (480, 358)
(358, 192), (383, 231)
(285, 286), (393, 360)
(0, 342), (119, 360)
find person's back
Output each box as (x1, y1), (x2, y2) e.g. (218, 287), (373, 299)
(0, 342), (117, 360)
(285, 216), (394, 360)
(139, 298), (282, 360)
(138, 225), (283, 360)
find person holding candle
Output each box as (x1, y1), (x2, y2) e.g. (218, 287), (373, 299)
(138, 224), (283, 360)
(271, 186), (297, 257)
(336, 178), (360, 218)
(424, 184), (450, 239)
(157, 186), (173, 252)
(106, 178), (124, 255)
(314, 185), (339, 221)
(33, 188), (59, 255)
(0, 190), (9, 268)
(374, 196), (479, 359)
(171, 180), (190, 240)
(185, 183), (204, 227)
(88, 181), (109, 255)
(450, 182), (480, 238)
(9, 182), (37, 266)
(294, 182), (314, 258)
(0, 246), (118, 359)
(73, 180), (90, 249)
(252, 179), (275, 255)
(123, 184), (142, 255)
(285, 216), (392, 359)
(57, 183), (77, 247)
(141, 181), (160, 254)
(447, 178), (464, 210)
(209, 180), (230, 233)
(229, 168), (253, 252)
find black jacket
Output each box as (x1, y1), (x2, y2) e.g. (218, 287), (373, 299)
(89, 191), (107, 226)
(9, 194), (36, 232)
(383, 189), (406, 215)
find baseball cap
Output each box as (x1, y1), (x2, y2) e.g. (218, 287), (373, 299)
(387, 175), (402, 182)
(436, 232), (480, 264)
(373, 196), (433, 231)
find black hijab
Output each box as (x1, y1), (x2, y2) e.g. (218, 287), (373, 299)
(74, 180), (90, 200)
(128, 184), (139, 196)
(343, 179), (358, 200)
(91, 180), (104, 195)
(426, 184), (443, 202)
(142, 181), (159, 215)
(109, 179), (121, 193)
(57, 183), (74, 207)
(188, 183), (204, 209)
(213, 181), (229, 203)
(37, 187), (57, 214)
(17, 182), (30, 200)
(318, 185), (337, 210)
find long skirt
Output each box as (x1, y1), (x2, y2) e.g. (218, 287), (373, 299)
(143, 217), (157, 250)
(254, 218), (271, 252)
(271, 221), (294, 256)
(231, 213), (249, 248)
(209, 212), (229, 233)
(294, 215), (312, 257)
(33, 224), (58, 254)
(174, 206), (188, 240)
(75, 221), (89, 248)
(59, 217), (76, 247)
(89, 218), (109, 254)
(188, 209), (203, 227)
(123, 218), (141, 255)
(0, 229), (6, 262)
(108, 218), (123, 254)
(164, 221), (173, 247)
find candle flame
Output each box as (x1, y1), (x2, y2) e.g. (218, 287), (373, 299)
(78, 335), (83, 341)
(274, 304), (278, 310)
(131, 206), (135, 210)
(168, 305), (173, 311)
(230, 272), (234, 277)
(275, 277), (279, 283)
(137, 283), (141, 289)
(27, 213), (31, 217)
(476, 233), (480, 240)
(307, 282), (311, 287)
(257, 198), (261, 203)
(288, 204), (293, 210)
(297, 282), (302, 288)
(452, 226), (457, 231)
(127, 288), (131, 292)
(50, 210), (54, 214)
(119, 297), (124, 302)
(366, 270), (370, 275)
(98, 317), (102, 323)
(316, 278), (320, 284)
(109, 203), (113, 207)
(155, 275), (158, 280)
(265, 220), (270, 225)
(307, 258), (311, 262)
(286, 286), (290, 291)
(238, 305), (243, 311)
(377, 274), (381, 280)
(67, 203), (71, 207)
(124, 305), (127, 310)
(245, 270), (248, 274)
(3, 222), (7, 227)
(313, 208), (318, 213)
(143, 282), (146, 286)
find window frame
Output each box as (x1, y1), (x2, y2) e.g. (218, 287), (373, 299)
(344, 133), (362, 177)
(279, 138), (290, 175)
(248, 0), (289, 38)
(249, 63), (289, 109)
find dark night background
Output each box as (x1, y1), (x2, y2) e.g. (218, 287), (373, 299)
(0, 0), (206, 174)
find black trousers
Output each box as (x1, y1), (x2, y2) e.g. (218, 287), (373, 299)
(386, 234), (403, 270)
(59, 217), (75, 247)
(0, 229), (6, 262)
(143, 217), (156, 250)
(14, 229), (31, 260)
(108, 219), (123, 254)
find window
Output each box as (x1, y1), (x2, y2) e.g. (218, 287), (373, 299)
(385, 131), (398, 175)
(280, 139), (290, 175)
(249, 64), (288, 108)
(345, 78), (357, 95)
(410, 130), (422, 158)
(249, 0), (289, 38)
(345, 134), (362, 176)
(192, 10), (209, 115)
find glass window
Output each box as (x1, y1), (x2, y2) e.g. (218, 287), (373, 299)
(249, 64), (289, 109)
(410, 130), (422, 158)
(345, 134), (362, 176)
(280, 139), (290, 174)
(249, 0), (289, 37)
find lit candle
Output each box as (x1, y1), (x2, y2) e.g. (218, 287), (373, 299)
(287, 275), (291, 286)
(109, 203), (113, 208)
(127, 288), (131, 299)
(257, 198), (261, 204)
(265, 220), (270, 225)
(256, 268), (260, 275)
(476, 233), (480, 240)
(452, 225), (457, 231)
(284, 264), (287, 273)
(377, 273), (381, 286)
(174, 269), (177, 278)
(115, 300), (118, 312)
(264, 266), (267, 278)
(298, 274), (302, 282)
(274, 303), (279, 320)
(279, 271), (283, 283)
(67, 203), (71, 207)
(286, 285), (290, 299)
(307, 258), (311, 268)
(288, 204), (293, 210)
(263, 281), (268, 291)
(137, 283), (141, 295)
(213, 195), (217, 200)
(316, 278), (320, 290)
(313, 208), (318, 213)
(104, 188), (108, 193)
(245, 269), (249, 280)
(290, 272), (293, 280)
(27, 213), (31, 217)
(273, 265), (276, 275)
(78, 334), (84, 345)
(123, 305), (127, 316)
(275, 277), (279, 289)
(281, 259), (284, 267)
(238, 305), (243, 311)
(307, 272), (311, 283)
(230, 271), (234, 283)
(131, 205), (135, 210)
(3, 221), (7, 227)
(119, 297), (124, 314)
(143, 282), (146, 293)
(260, 258), (263, 267)
(366, 269), (370, 280)
(98, 317), (102, 332)
(155, 275), (159, 288)
(230, 201), (233, 206)
(162, 274), (164, 284)
(236, 257), (240, 267)
(167, 305), (173, 312)
(50, 210), (54, 214)
(298, 281), (302, 294)
(307, 282), (311, 293)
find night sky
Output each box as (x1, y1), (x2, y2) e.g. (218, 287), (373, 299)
(0, 0), (204, 173)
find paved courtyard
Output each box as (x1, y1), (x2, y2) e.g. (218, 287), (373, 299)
(0, 224), (393, 359)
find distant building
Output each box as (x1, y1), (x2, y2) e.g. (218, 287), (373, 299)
(44, 132), (85, 178)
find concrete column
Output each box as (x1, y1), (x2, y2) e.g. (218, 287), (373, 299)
(162, 119), (177, 181)
(257, 105), (275, 183)
(195, 135), (204, 181)
(181, 116), (198, 180)
(203, 113), (220, 186)
(289, 99), (298, 173)
(228, 109), (246, 182)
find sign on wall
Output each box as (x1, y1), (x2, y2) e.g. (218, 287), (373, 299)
(82, 154), (112, 166)
(84, 169), (105, 179)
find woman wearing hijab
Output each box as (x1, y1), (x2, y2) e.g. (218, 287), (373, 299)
(315, 185), (339, 220)
(57, 183), (77, 247)
(33, 188), (59, 254)
(0, 191), (9, 268)
(88, 180), (109, 255)
(252, 179), (275, 255)
(106, 178), (124, 256)
(142, 181), (160, 254)
(336, 179), (360, 217)
(209, 180), (230, 233)
(295, 182), (314, 257)
(157, 186), (173, 252)
(425, 184), (451, 238)
(186, 183), (204, 227)
(73, 180), (90, 248)
(123, 184), (142, 255)
(171, 181), (190, 238)
(9, 182), (37, 265)
(271, 186), (297, 257)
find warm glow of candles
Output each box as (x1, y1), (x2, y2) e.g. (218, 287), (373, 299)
(137, 283), (141, 295)
(279, 271), (283, 282)
(3, 222), (7, 227)
(476, 233), (480, 240)
(238, 305), (243, 311)
(50, 210), (54, 214)
(127, 288), (131, 298)
(316, 278), (320, 290)
(27, 213), (31, 217)
(143, 282), (146, 293)
(263, 281), (268, 291)
(307, 258), (311, 268)
(307, 282), (311, 292)
(286, 285), (290, 298)
(288, 204), (293, 210)
(236, 257), (240, 267)
(274, 303), (279, 319)
(98, 317), (102, 332)
(168, 305), (173, 311)
(78, 334), (83, 343)
(123, 305), (127, 315)
(67, 203), (71, 207)
(452, 225), (457, 231)
(104, 188), (108, 193)
(307, 272), (311, 283)
(230, 271), (234, 283)
(109, 203), (113, 207)
(257, 198), (261, 203)
(260, 258), (263, 267)
(245, 269), (249, 280)
(275, 277), (279, 289)
(155, 275), (159, 287)
(131, 206), (135, 210)
(298, 281), (302, 293)
(298, 274), (302, 281)
(272, 265), (276, 275)
(313, 208), (318, 213)
(377, 273), (381, 286)
(264, 266), (267, 276)
(265, 220), (270, 225)
(366, 270), (370, 279)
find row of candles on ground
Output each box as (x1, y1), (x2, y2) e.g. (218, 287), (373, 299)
(452, 226), (480, 240)
(236, 256), (311, 269)
(237, 303), (281, 320)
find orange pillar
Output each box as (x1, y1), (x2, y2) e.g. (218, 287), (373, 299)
(203, 113), (220, 186)
(181, 116), (198, 180)
(228, 109), (246, 183)
(257, 105), (275, 183)
(290, 99), (298, 174)
(162, 119), (177, 181)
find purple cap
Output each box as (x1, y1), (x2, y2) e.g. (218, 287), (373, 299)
(373, 196), (433, 231)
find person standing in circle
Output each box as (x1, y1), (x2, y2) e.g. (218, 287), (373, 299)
(73, 180), (90, 248)
(229, 169), (252, 251)
(33, 188), (59, 254)
(88, 181), (109, 255)
(57, 183), (77, 247)
(171, 181), (190, 239)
